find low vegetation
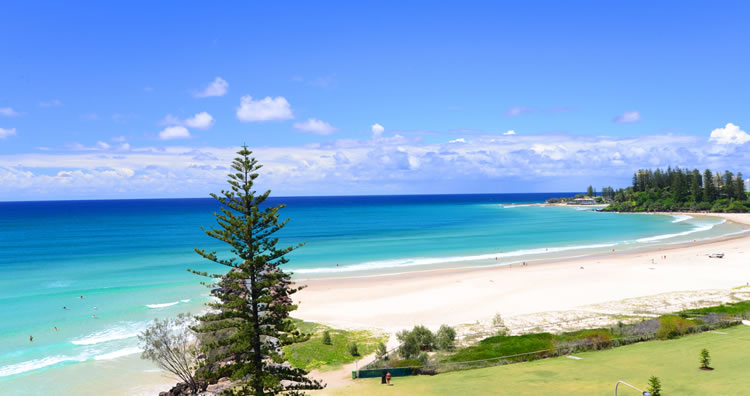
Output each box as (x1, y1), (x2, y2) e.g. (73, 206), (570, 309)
(283, 319), (388, 371)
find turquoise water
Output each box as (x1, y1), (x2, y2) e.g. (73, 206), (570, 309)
(0, 194), (745, 394)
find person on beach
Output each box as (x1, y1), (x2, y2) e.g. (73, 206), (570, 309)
(381, 371), (387, 384)
(386, 371), (391, 385)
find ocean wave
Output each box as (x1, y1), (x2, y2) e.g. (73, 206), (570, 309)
(0, 355), (85, 377)
(146, 301), (179, 309)
(93, 347), (142, 361)
(636, 220), (725, 243)
(671, 214), (692, 223)
(294, 242), (618, 274)
(71, 322), (147, 345)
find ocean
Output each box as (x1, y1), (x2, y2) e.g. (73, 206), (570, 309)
(0, 194), (746, 395)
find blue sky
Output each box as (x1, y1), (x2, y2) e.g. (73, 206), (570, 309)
(1, 1), (750, 200)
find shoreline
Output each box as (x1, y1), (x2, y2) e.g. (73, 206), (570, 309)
(293, 211), (747, 283)
(293, 213), (750, 332)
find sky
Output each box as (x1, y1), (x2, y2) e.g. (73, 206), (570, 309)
(1, 1), (750, 200)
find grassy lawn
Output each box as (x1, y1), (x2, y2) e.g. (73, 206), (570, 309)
(322, 324), (750, 395)
(284, 319), (388, 372)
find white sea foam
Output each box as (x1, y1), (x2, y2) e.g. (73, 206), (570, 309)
(294, 242), (617, 274)
(180, 299), (190, 303)
(71, 322), (147, 345)
(671, 214), (692, 223)
(636, 220), (725, 243)
(93, 347), (142, 361)
(0, 355), (85, 377)
(146, 301), (179, 309)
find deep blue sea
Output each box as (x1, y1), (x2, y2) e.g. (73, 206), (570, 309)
(0, 194), (745, 394)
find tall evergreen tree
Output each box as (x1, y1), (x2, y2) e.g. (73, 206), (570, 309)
(703, 169), (716, 202)
(191, 146), (323, 395)
(723, 171), (735, 199)
(737, 173), (747, 200)
(587, 185), (594, 197)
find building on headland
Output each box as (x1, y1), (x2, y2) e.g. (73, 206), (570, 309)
(568, 198), (597, 205)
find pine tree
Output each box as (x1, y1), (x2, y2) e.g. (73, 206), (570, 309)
(736, 173), (746, 201)
(703, 169), (716, 203)
(191, 146), (324, 395)
(647, 376), (662, 396)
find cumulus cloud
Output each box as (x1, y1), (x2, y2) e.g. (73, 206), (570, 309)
(708, 123), (750, 145)
(613, 111), (642, 124)
(504, 130), (516, 135)
(0, 107), (20, 117)
(159, 126), (190, 140)
(194, 77), (228, 98)
(371, 123), (384, 138)
(236, 95), (293, 122)
(293, 118), (336, 135)
(183, 112), (215, 129)
(448, 138), (466, 143)
(5, 124), (750, 200)
(0, 128), (16, 139)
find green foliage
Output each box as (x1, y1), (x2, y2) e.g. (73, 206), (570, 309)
(602, 167), (750, 213)
(647, 376), (662, 396)
(700, 348), (711, 369)
(436, 325), (457, 351)
(397, 325), (436, 359)
(656, 315), (696, 339)
(190, 147), (323, 394)
(322, 330), (332, 345)
(389, 359), (423, 368)
(680, 300), (750, 318)
(375, 343), (388, 360)
(492, 313), (508, 336)
(417, 351), (429, 365)
(283, 323), (387, 371)
(348, 342), (360, 357)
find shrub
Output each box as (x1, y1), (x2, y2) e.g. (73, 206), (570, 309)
(647, 376), (662, 396)
(726, 201), (749, 213)
(375, 342), (388, 360)
(492, 313), (508, 336)
(397, 325), (435, 359)
(436, 324), (456, 351)
(417, 351), (429, 365)
(656, 315), (694, 339)
(321, 330), (332, 345)
(700, 348), (711, 369)
(347, 342), (360, 357)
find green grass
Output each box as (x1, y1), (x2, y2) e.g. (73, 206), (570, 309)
(284, 319), (388, 371)
(680, 300), (750, 317)
(445, 329), (614, 362)
(323, 324), (750, 395)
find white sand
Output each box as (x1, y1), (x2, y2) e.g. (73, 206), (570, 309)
(293, 213), (750, 333)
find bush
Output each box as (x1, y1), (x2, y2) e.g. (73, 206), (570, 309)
(397, 325), (435, 359)
(436, 325), (456, 351)
(417, 351), (429, 365)
(375, 342), (388, 360)
(347, 342), (360, 357)
(656, 315), (695, 339)
(492, 313), (508, 336)
(648, 375), (662, 396)
(700, 348), (711, 369)
(726, 201), (749, 213)
(321, 330), (332, 345)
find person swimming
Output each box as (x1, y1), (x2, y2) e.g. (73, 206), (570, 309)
(29, 335), (33, 342)
(63, 306), (68, 310)
(54, 327), (58, 331)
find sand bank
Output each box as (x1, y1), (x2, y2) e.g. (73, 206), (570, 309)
(293, 213), (750, 332)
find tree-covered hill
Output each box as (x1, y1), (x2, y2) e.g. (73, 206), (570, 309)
(603, 168), (749, 213)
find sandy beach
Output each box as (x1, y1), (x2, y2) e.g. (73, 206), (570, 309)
(294, 213), (750, 333)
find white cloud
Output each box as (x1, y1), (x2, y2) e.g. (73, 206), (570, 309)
(194, 77), (228, 98)
(96, 141), (110, 150)
(0, 128), (16, 139)
(0, 107), (20, 117)
(236, 95), (293, 122)
(183, 112), (215, 129)
(39, 99), (62, 108)
(448, 138), (466, 143)
(112, 136), (127, 142)
(371, 123), (384, 138)
(159, 126), (191, 140)
(504, 130), (516, 135)
(709, 122), (750, 145)
(293, 118), (337, 135)
(613, 111), (641, 124)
